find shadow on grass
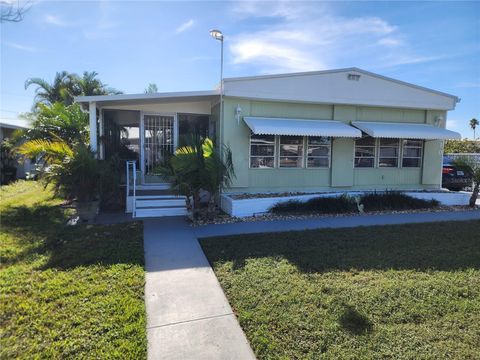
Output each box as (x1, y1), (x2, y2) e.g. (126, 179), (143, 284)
(339, 306), (374, 335)
(201, 220), (480, 273)
(1, 203), (143, 270)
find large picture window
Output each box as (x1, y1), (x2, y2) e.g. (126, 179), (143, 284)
(354, 137), (376, 168)
(307, 137), (330, 167)
(378, 139), (399, 167)
(279, 136), (304, 168)
(402, 140), (423, 167)
(250, 134), (276, 168)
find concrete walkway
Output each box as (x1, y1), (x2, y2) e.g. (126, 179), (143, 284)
(193, 209), (480, 238)
(143, 217), (256, 360)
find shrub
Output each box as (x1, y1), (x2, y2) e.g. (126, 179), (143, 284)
(360, 191), (440, 211)
(270, 195), (356, 214)
(269, 191), (440, 214)
(305, 195), (356, 213)
(269, 199), (305, 213)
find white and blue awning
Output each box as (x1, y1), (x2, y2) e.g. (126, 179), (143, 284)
(352, 121), (461, 140)
(244, 117), (362, 138)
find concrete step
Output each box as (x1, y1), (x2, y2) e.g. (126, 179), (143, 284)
(130, 189), (175, 196)
(136, 184), (171, 191)
(136, 198), (186, 208)
(135, 207), (188, 218)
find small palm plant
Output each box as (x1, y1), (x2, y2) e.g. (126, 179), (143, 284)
(159, 135), (235, 219)
(453, 156), (480, 207)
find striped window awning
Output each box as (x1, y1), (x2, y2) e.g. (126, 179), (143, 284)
(351, 121), (461, 140)
(244, 117), (362, 138)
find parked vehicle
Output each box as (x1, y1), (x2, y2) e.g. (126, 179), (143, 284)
(442, 161), (472, 191)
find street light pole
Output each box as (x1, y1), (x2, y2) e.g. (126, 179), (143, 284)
(210, 29), (224, 146)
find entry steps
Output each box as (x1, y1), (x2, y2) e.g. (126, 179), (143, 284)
(130, 185), (188, 218)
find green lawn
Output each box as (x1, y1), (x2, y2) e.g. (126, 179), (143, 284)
(0, 181), (146, 359)
(201, 221), (480, 359)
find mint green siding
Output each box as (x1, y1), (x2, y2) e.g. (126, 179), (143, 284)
(219, 98), (446, 193)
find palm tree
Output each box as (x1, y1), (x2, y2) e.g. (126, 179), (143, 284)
(73, 71), (122, 97)
(25, 71), (77, 107)
(25, 71), (122, 108)
(23, 102), (89, 145)
(470, 118), (479, 140)
(159, 136), (235, 219)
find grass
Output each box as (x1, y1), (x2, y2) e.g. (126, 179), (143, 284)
(0, 181), (146, 359)
(201, 221), (480, 359)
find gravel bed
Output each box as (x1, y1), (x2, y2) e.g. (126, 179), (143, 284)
(228, 189), (457, 200)
(190, 205), (478, 226)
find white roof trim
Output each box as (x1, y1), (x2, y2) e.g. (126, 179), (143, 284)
(225, 67), (459, 101)
(244, 117), (362, 138)
(74, 90), (219, 103)
(352, 121), (461, 140)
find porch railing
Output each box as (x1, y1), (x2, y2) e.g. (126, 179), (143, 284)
(126, 160), (137, 217)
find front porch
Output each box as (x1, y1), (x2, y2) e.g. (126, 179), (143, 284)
(80, 91), (220, 217)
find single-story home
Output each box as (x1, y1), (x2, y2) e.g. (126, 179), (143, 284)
(75, 67), (461, 217)
(0, 120), (34, 184)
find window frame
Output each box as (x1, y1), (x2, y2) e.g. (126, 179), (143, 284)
(378, 138), (401, 168)
(354, 136), (377, 168)
(278, 135), (305, 168)
(249, 133), (277, 169)
(401, 139), (423, 168)
(306, 136), (331, 168)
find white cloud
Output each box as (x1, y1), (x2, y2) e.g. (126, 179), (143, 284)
(44, 14), (68, 27)
(175, 19), (194, 34)
(83, 0), (118, 40)
(228, 2), (444, 73)
(378, 37), (404, 47)
(3, 41), (38, 52)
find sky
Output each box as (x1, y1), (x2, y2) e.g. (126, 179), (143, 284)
(1, 0), (479, 138)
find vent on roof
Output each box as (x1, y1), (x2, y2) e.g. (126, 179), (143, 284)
(347, 74), (361, 81)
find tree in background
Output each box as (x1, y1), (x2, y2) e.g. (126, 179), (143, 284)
(25, 71), (77, 107)
(144, 83), (158, 94)
(25, 71), (122, 108)
(1, 0), (31, 22)
(73, 71), (123, 97)
(22, 103), (89, 145)
(470, 118), (479, 140)
(444, 139), (480, 154)
(453, 156), (480, 207)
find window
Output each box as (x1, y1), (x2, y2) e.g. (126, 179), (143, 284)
(307, 136), (330, 167)
(378, 139), (400, 167)
(354, 137), (376, 168)
(279, 136), (304, 168)
(250, 134), (275, 168)
(402, 140), (423, 167)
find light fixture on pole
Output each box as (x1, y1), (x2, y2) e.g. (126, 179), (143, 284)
(210, 29), (224, 134)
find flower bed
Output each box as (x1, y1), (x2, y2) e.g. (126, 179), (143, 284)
(220, 190), (472, 218)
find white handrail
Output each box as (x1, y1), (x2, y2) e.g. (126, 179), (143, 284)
(125, 161), (137, 217)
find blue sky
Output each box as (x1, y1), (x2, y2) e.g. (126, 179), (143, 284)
(1, 0), (479, 138)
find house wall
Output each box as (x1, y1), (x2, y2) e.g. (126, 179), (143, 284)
(101, 100), (212, 115)
(221, 98), (447, 193)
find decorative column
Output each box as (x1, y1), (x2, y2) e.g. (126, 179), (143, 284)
(89, 101), (97, 155)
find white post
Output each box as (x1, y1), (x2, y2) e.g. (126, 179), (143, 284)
(89, 101), (97, 155)
(98, 108), (104, 160)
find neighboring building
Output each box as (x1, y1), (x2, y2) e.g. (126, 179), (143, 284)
(0, 120), (33, 182)
(75, 68), (461, 216)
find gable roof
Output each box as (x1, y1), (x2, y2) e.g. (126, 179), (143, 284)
(223, 67), (459, 110)
(74, 68), (459, 111)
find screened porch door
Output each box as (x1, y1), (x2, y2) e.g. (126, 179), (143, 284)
(141, 113), (178, 183)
